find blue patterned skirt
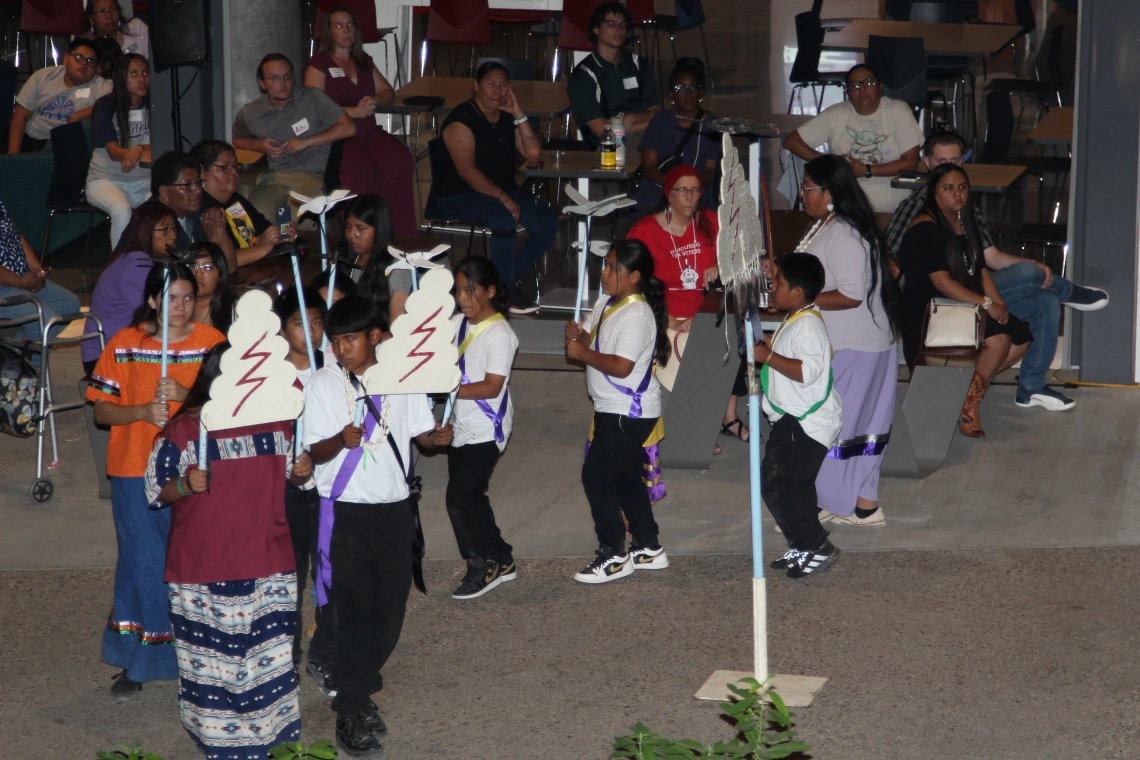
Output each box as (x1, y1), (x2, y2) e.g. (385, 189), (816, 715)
(168, 573), (301, 760)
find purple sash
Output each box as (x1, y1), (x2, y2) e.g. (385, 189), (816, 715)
(315, 395), (383, 607)
(592, 298), (652, 419)
(458, 318), (509, 443)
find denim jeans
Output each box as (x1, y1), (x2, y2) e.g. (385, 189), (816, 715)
(435, 188), (559, 288)
(989, 261), (1073, 392)
(0, 279), (81, 343)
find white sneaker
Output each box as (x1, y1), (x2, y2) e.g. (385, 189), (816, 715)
(825, 508), (887, 528)
(573, 550), (633, 584)
(630, 545), (669, 570)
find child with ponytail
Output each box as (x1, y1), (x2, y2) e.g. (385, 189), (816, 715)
(565, 239), (671, 584)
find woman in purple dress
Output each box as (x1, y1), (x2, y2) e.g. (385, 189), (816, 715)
(304, 6), (417, 237)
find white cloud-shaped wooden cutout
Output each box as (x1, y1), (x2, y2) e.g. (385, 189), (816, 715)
(201, 290), (303, 430)
(363, 268), (460, 396)
(384, 243), (450, 276)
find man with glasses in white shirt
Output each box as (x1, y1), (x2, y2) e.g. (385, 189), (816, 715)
(783, 64), (924, 213)
(9, 39), (111, 154)
(568, 1), (661, 150)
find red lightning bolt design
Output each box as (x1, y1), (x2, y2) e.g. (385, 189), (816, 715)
(399, 307), (443, 383)
(233, 332), (271, 416)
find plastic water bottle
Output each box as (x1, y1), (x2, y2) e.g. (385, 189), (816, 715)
(611, 114), (626, 167)
(599, 122), (616, 169)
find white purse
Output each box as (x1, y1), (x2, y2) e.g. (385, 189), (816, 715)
(923, 297), (983, 350)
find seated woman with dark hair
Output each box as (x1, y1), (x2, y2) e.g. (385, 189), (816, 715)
(193, 139), (294, 268)
(634, 57), (722, 219)
(303, 5), (417, 237)
(82, 200), (179, 374)
(434, 61), (557, 315)
(899, 163), (1032, 438)
(186, 242), (235, 335)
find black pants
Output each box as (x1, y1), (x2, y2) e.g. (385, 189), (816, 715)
(761, 416), (828, 551)
(328, 498), (415, 716)
(582, 412), (660, 553)
(20, 135), (48, 153)
(446, 441), (512, 562)
(284, 484), (336, 666)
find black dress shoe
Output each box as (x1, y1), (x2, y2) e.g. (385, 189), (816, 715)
(336, 711), (384, 757)
(364, 698), (388, 738)
(110, 670), (142, 700)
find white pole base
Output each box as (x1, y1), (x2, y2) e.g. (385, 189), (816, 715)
(694, 670), (827, 708)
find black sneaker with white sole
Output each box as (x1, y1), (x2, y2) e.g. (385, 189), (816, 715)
(336, 711), (384, 757)
(630, 544), (669, 570)
(508, 286), (540, 315)
(573, 547), (633, 584)
(784, 540), (841, 580)
(1015, 384), (1075, 411)
(452, 558), (505, 600)
(769, 549), (797, 571)
(1062, 285), (1109, 312)
(305, 659), (338, 697)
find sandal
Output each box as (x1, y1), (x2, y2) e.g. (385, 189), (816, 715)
(720, 418), (749, 443)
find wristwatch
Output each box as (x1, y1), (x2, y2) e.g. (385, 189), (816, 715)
(513, 115), (527, 127)
(982, 296), (993, 310)
(864, 164), (873, 179)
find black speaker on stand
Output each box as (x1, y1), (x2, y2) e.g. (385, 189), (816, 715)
(150, 0), (210, 152)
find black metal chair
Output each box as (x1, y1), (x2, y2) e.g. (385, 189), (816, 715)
(866, 35), (930, 120)
(650, 0), (715, 91)
(883, 0), (912, 21)
(983, 23), (1064, 122)
(422, 137), (494, 256)
(810, 0), (852, 32)
(787, 11), (847, 114)
(42, 121), (106, 289)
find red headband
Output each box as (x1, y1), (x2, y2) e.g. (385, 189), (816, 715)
(663, 164), (702, 199)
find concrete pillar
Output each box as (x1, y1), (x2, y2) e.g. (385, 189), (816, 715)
(221, 0), (306, 139)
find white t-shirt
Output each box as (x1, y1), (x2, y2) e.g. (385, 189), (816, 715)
(303, 365), (435, 504)
(580, 295), (662, 419)
(796, 97), (925, 213)
(805, 219), (894, 353)
(15, 66), (112, 140)
(451, 314), (518, 450)
(761, 311), (843, 448)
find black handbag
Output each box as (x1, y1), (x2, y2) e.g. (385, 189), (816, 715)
(0, 343), (39, 438)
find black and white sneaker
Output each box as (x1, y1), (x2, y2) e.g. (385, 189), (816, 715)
(497, 555), (518, 582)
(1063, 285), (1109, 312)
(363, 698), (388, 739)
(630, 544), (669, 570)
(336, 711), (383, 757)
(508, 297), (540, 316)
(452, 558), (505, 600)
(305, 659), (338, 697)
(784, 540), (841, 580)
(769, 549), (797, 571)
(573, 547), (633, 584)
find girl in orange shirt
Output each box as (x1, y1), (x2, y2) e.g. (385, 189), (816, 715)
(86, 263), (225, 698)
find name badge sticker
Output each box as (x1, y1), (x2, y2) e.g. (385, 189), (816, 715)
(129, 110), (144, 122)
(328, 67), (345, 78)
(623, 77), (638, 90)
(73, 87), (91, 100)
(292, 118), (310, 136)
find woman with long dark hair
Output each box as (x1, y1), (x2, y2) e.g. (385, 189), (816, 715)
(900, 163), (1031, 438)
(345, 193), (399, 317)
(186, 241), (235, 335)
(565, 239), (671, 584)
(86, 53), (152, 245)
(85, 263), (225, 699)
(303, 5), (416, 236)
(796, 155), (902, 527)
(82, 199), (178, 373)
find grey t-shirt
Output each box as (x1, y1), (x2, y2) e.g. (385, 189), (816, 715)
(15, 66), (112, 140)
(231, 87), (345, 175)
(87, 96), (151, 184)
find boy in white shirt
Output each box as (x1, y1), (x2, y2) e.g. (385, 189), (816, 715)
(755, 253), (844, 579)
(303, 295), (452, 757)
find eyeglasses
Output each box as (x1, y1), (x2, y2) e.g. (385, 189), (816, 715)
(168, 180), (204, 191)
(601, 20), (629, 30)
(211, 163), (239, 174)
(153, 226), (177, 235)
(92, 6), (120, 16)
(189, 263), (216, 273)
(671, 83), (701, 93)
(671, 186), (702, 197)
(799, 184), (826, 194)
(70, 52), (98, 67)
(847, 78), (879, 92)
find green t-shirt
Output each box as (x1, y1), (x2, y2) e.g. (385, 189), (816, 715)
(567, 51), (660, 148)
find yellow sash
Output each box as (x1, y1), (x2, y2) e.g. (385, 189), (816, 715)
(587, 293), (649, 344)
(458, 312), (506, 356)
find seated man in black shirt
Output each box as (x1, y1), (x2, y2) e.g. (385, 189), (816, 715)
(148, 152), (238, 270)
(567, 1), (662, 149)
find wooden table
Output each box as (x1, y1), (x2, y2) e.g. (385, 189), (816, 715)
(387, 76), (570, 118)
(890, 163), (1026, 194)
(1027, 107), (1073, 146)
(139, 147), (264, 169)
(519, 150), (640, 313)
(821, 19), (1022, 57)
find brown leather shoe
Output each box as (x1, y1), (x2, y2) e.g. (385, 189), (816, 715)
(958, 371), (987, 438)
